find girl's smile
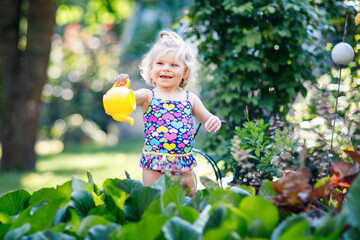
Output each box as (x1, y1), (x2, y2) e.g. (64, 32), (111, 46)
(151, 50), (186, 90)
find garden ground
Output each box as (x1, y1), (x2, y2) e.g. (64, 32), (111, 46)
(0, 137), (220, 196)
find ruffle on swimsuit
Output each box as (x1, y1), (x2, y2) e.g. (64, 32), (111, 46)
(140, 90), (197, 173)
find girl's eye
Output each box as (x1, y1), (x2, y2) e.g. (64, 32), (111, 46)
(172, 64), (179, 67)
(156, 62), (163, 65)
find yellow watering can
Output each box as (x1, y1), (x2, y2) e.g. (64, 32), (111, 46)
(103, 79), (136, 125)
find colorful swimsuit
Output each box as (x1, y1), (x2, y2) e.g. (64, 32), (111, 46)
(140, 89), (197, 173)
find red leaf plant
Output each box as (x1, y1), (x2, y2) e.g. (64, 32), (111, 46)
(271, 150), (360, 214)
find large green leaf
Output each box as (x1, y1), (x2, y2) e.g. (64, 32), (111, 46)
(162, 216), (201, 240)
(25, 230), (76, 240)
(119, 214), (170, 240)
(278, 220), (311, 240)
(29, 188), (56, 206)
(152, 174), (181, 195)
(193, 205), (211, 234)
(208, 189), (242, 207)
(313, 211), (347, 240)
(204, 206), (227, 231)
(86, 222), (120, 240)
(239, 196), (279, 238)
(76, 215), (111, 237)
(343, 175), (360, 228)
(11, 201), (61, 234)
(177, 206), (199, 224)
(3, 223), (31, 240)
(116, 178), (143, 195)
(124, 186), (161, 221)
(71, 176), (92, 193)
(103, 179), (127, 223)
(271, 214), (309, 240)
(163, 186), (187, 207)
(0, 190), (30, 215)
(69, 190), (96, 218)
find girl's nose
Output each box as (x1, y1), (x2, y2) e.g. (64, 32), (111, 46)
(162, 64), (170, 71)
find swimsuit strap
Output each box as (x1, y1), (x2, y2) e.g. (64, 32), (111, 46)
(151, 89), (155, 97)
(186, 91), (190, 101)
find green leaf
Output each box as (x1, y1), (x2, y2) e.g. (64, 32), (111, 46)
(119, 214), (170, 240)
(313, 211), (347, 240)
(103, 179), (127, 222)
(116, 178), (143, 195)
(163, 187), (187, 207)
(271, 214), (309, 240)
(258, 181), (277, 200)
(29, 188), (56, 206)
(76, 215), (111, 237)
(0, 224), (11, 240)
(177, 206), (199, 224)
(124, 186), (161, 221)
(152, 174), (181, 195)
(71, 176), (93, 193)
(25, 230), (76, 240)
(87, 170), (101, 195)
(193, 205), (211, 234)
(199, 176), (220, 193)
(278, 220), (311, 240)
(204, 206), (227, 231)
(69, 190), (96, 218)
(343, 175), (360, 228)
(0, 212), (12, 240)
(86, 222), (120, 240)
(239, 196), (279, 238)
(0, 190), (30, 215)
(230, 186), (252, 197)
(208, 189), (242, 207)
(162, 216), (201, 240)
(4, 223), (31, 240)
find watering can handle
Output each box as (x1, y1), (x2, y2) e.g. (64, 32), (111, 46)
(113, 79), (130, 88)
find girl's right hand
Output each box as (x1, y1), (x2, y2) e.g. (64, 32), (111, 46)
(114, 73), (129, 86)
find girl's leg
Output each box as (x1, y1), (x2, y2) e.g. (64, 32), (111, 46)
(142, 169), (162, 186)
(180, 171), (196, 196)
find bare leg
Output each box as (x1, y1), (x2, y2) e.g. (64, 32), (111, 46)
(180, 171), (196, 196)
(142, 169), (162, 186)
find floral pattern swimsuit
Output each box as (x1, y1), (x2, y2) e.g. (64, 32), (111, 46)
(140, 89), (197, 173)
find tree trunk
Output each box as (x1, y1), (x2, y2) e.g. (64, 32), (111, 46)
(0, 0), (56, 170)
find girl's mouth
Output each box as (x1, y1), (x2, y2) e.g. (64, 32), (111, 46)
(160, 75), (172, 79)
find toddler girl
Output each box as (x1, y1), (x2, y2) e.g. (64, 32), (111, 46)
(114, 31), (221, 194)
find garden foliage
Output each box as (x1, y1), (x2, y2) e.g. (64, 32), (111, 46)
(183, 0), (330, 128)
(0, 169), (359, 239)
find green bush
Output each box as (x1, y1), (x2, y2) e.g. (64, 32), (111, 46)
(0, 170), (359, 239)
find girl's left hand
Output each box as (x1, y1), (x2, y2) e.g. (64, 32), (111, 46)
(204, 115), (222, 133)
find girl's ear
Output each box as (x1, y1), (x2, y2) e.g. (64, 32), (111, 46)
(183, 67), (190, 80)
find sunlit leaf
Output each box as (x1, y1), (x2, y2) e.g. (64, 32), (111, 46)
(0, 190), (30, 215)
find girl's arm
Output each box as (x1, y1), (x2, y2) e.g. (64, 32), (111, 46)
(190, 92), (221, 133)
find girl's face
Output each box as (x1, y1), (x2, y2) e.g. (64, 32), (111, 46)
(151, 50), (186, 89)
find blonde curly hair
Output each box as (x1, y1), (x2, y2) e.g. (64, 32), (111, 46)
(139, 31), (199, 88)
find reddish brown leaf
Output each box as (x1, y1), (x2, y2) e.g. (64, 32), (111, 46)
(343, 150), (360, 164)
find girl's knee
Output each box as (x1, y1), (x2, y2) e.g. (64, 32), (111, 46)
(142, 169), (162, 186)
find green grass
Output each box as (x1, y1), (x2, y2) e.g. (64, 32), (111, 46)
(0, 137), (219, 196)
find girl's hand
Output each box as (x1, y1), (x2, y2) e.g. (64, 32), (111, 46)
(114, 73), (129, 86)
(204, 115), (222, 133)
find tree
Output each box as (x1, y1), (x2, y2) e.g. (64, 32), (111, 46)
(183, 0), (334, 167)
(0, 0), (56, 170)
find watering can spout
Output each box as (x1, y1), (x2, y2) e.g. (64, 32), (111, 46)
(112, 114), (134, 125)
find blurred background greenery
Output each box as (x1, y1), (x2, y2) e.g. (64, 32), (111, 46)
(1, 0), (360, 196)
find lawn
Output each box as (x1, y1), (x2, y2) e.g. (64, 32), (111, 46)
(0, 137), (220, 196)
